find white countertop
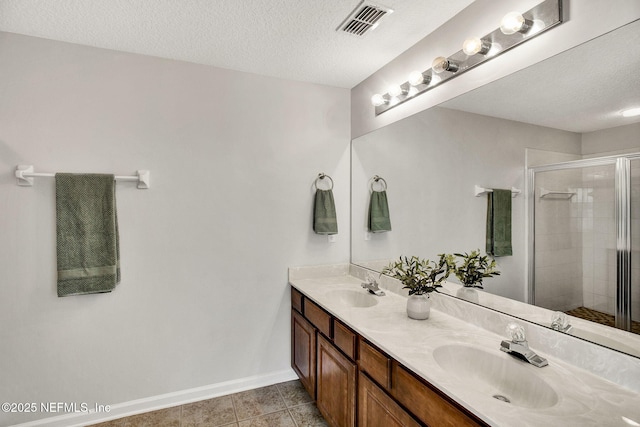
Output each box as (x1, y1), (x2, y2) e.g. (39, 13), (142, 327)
(289, 265), (640, 427)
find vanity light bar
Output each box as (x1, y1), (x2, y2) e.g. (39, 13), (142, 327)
(372, 0), (563, 116)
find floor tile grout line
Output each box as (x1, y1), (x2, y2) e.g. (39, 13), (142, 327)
(287, 407), (301, 427)
(275, 383), (300, 427)
(275, 382), (288, 407)
(230, 408), (297, 426)
(286, 401), (316, 410)
(232, 384), (291, 424)
(229, 390), (240, 425)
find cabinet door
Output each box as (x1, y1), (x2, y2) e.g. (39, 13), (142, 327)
(391, 362), (484, 427)
(359, 372), (421, 427)
(317, 334), (356, 427)
(292, 310), (316, 399)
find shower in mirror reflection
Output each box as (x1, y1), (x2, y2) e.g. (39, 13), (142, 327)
(530, 156), (640, 336)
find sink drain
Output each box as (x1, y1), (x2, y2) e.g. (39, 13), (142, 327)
(493, 394), (511, 403)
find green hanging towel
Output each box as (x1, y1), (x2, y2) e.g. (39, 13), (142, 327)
(486, 189), (512, 257)
(56, 173), (120, 296)
(313, 189), (338, 235)
(368, 190), (391, 232)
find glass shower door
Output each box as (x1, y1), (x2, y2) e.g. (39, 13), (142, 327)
(629, 158), (640, 334)
(533, 163), (617, 323)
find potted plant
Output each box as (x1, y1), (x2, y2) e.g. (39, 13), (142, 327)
(382, 254), (451, 320)
(449, 250), (500, 303)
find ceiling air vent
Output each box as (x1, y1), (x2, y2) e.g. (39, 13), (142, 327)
(337, 1), (393, 36)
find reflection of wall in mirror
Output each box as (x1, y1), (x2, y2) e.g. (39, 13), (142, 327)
(352, 107), (640, 304)
(352, 106), (581, 302)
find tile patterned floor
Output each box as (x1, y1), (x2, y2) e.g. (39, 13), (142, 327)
(565, 306), (640, 334)
(88, 380), (327, 427)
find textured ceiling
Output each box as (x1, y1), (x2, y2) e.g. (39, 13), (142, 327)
(0, 0), (475, 88)
(441, 20), (640, 133)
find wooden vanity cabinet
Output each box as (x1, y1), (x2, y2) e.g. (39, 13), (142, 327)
(291, 288), (357, 426)
(359, 339), (391, 389)
(305, 299), (332, 337)
(317, 334), (357, 427)
(390, 361), (483, 427)
(358, 372), (421, 427)
(358, 338), (485, 427)
(291, 286), (487, 427)
(291, 309), (316, 399)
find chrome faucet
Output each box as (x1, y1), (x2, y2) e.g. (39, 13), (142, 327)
(550, 311), (573, 333)
(500, 323), (548, 368)
(361, 273), (385, 296)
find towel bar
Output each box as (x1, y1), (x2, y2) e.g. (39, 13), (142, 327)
(15, 165), (150, 189)
(539, 187), (576, 199)
(475, 185), (520, 198)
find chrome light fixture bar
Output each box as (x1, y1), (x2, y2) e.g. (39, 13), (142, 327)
(372, 0), (563, 115)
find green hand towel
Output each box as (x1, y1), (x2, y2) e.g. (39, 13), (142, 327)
(368, 190), (391, 232)
(56, 174), (120, 296)
(313, 189), (338, 235)
(486, 189), (512, 257)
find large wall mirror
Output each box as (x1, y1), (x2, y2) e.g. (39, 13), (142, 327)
(351, 20), (640, 357)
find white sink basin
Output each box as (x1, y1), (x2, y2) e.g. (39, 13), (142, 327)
(433, 344), (558, 409)
(326, 289), (379, 308)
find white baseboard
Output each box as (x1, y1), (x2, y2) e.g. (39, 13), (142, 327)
(12, 369), (298, 427)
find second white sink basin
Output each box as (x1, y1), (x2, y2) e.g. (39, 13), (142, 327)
(433, 344), (558, 409)
(326, 289), (379, 308)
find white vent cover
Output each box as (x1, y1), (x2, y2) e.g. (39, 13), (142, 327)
(338, 1), (393, 36)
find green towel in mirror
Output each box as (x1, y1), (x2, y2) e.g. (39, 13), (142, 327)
(368, 190), (391, 232)
(486, 189), (512, 257)
(56, 173), (120, 296)
(313, 189), (338, 235)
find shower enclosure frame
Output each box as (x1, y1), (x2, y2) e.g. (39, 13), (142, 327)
(527, 152), (640, 331)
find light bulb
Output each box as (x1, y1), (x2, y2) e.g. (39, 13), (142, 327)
(462, 37), (491, 56)
(388, 85), (403, 97)
(432, 56), (458, 74)
(370, 93), (386, 107)
(622, 107), (640, 117)
(500, 12), (530, 35)
(408, 71), (430, 86)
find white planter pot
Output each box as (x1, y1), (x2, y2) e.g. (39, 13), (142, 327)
(406, 294), (431, 320)
(455, 287), (480, 304)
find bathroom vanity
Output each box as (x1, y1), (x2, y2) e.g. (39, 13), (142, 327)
(289, 264), (640, 427)
(292, 287), (483, 427)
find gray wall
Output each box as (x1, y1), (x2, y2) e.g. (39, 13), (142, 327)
(352, 107), (581, 301)
(582, 122), (640, 156)
(0, 32), (350, 425)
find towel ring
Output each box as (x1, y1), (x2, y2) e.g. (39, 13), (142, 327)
(315, 173), (334, 190)
(370, 175), (387, 191)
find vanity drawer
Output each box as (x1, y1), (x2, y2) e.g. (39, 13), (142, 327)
(391, 362), (485, 427)
(358, 338), (391, 389)
(291, 287), (303, 314)
(305, 299), (332, 338)
(333, 319), (356, 360)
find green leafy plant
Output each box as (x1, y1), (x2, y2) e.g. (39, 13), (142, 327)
(449, 250), (500, 289)
(382, 254), (451, 295)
